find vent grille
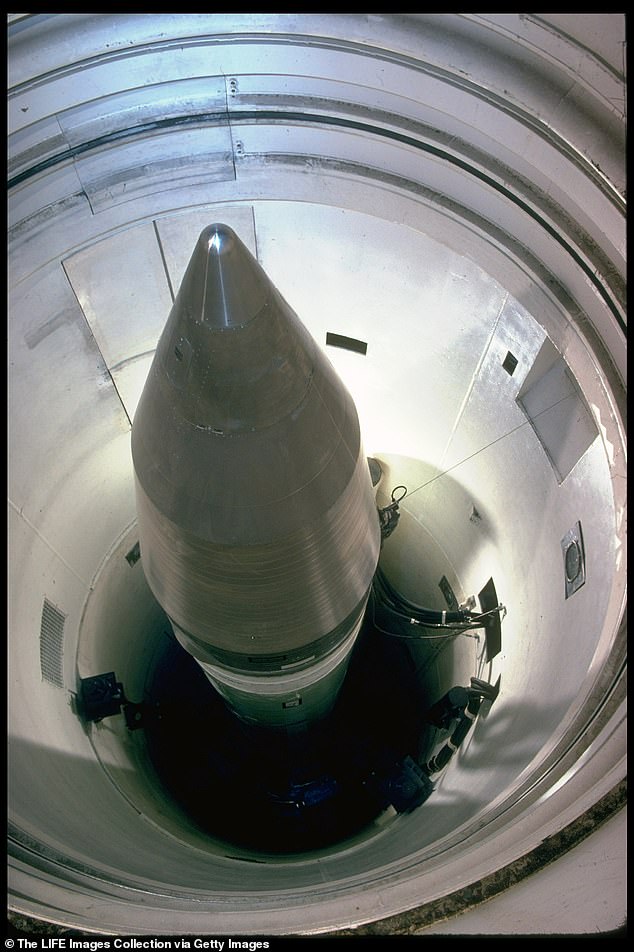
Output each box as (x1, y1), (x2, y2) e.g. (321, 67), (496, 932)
(40, 598), (66, 687)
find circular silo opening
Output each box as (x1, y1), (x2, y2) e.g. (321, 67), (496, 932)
(8, 13), (625, 935)
(74, 462), (501, 858)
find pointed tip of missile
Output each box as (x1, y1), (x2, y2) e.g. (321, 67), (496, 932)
(144, 222), (316, 435)
(200, 222), (239, 258)
(179, 222), (268, 330)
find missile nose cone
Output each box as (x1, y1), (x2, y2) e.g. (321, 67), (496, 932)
(148, 222), (315, 435)
(204, 221), (235, 255)
(185, 222), (268, 329)
(132, 222), (381, 723)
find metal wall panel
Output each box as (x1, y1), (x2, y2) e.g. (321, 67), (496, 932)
(7, 12), (625, 936)
(155, 204), (257, 296)
(63, 223), (174, 417)
(72, 126), (235, 212)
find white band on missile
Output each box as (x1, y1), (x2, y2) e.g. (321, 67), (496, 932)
(197, 611), (364, 697)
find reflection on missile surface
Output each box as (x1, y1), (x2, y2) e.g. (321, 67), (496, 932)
(131, 223), (381, 733)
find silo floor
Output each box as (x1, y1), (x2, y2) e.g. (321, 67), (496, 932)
(144, 614), (426, 852)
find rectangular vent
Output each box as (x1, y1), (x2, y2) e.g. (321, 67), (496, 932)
(326, 332), (368, 355)
(125, 541), (141, 566)
(40, 598), (66, 687)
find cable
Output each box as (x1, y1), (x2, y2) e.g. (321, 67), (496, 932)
(374, 567), (472, 625)
(370, 562), (505, 646)
(404, 392), (582, 503)
(371, 596), (480, 642)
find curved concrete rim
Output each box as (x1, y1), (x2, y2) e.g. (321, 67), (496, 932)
(8, 13), (626, 935)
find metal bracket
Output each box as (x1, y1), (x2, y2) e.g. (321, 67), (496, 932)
(78, 672), (153, 730)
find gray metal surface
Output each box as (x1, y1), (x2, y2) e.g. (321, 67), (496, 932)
(132, 223), (380, 725)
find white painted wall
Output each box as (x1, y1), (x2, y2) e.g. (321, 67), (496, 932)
(7, 13), (625, 936)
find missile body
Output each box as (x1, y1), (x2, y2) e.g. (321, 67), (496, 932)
(131, 224), (381, 732)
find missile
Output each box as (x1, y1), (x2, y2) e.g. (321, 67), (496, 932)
(131, 224), (381, 732)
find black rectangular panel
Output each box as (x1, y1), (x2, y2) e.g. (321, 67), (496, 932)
(478, 577), (502, 662)
(326, 332), (368, 355)
(439, 575), (460, 611)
